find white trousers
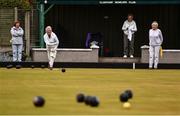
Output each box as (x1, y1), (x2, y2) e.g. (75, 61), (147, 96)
(47, 45), (57, 68)
(12, 44), (23, 62)
(149, 45), (161, 68)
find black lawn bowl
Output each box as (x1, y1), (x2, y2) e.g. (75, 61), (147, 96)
(33, 96), (45, 107)
(6, 65), (13, 69)
(31, 65), (35, 69)
(84, 96), (92, 105)
(124, 90), (133, 99)
(89, 96), (100, 107)
(119, 92), (129, 102)
(61, 68), (66, 73)
(15, 65), (21, 69)
(76, 93), (85, 103)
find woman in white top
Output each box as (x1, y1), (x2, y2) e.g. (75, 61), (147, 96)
(149, 21), (163, 69)
(44, 26), (59, 70)
(10, 21), (24, 62)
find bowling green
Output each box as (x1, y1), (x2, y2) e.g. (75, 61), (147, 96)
(0, 68), (180, 115)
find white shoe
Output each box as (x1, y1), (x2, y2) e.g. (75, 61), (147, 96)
(130, 55), (134, 58)
(149, 66), (153, 69)
(154, 66), (158, 69)
(123, 55), (127, 58)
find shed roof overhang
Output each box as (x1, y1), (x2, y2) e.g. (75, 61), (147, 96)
(37, 0), (180, 5)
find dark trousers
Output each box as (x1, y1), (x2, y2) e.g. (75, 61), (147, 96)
(123, 34), (134, 56)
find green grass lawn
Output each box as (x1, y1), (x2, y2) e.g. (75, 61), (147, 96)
(0, 68), (180, 115)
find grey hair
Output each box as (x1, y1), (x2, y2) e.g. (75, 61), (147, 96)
(152, 21), (158, 26)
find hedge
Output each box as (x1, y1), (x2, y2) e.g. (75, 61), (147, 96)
(0, 0), (31, 10)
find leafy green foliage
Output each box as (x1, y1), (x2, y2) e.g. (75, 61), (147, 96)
(0, 0), (31, 10)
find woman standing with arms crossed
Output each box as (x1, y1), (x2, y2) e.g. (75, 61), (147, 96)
(10, 21), (24, 62)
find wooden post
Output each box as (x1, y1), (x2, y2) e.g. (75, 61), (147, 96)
(25, 11), (30, 56)
(14, 7), (18, 21)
